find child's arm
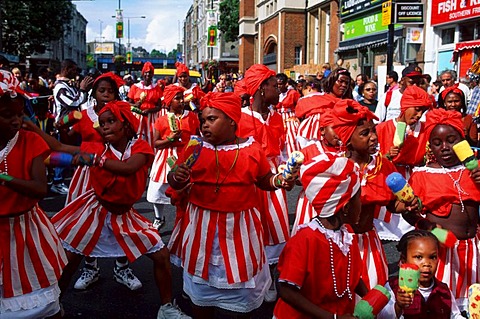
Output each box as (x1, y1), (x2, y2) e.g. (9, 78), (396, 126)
(278, 282), (356, 319)
(153, 128), (182, 150)
(23, 119), (80, 154)
(93, 153), (149, 176)
(256, 172), (295, 191)
(394, 288), (413, 318)
(2, 155), (48, 198)
(168, 163), (191, 190)
(470, 167), (480, 184)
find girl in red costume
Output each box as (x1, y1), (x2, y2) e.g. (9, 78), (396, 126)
(0, 70), (67, 318)
(174, 62), (205, 113)
(128, 61), (164, 148)
(238, 64), (290, 303)
(408, 108), (480, 312)
(147, 85), (200, 230)
(274, 152), (367, 319)
(26, 101), (190, 319)
(375, 85), (432, 241)
(168, 92), (293, 318)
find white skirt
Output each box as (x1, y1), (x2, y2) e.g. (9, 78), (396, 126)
(146, 180), (170, 204)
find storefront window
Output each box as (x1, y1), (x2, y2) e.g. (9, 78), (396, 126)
(441, 28), (455, 45)
(459, 22), (476, 42)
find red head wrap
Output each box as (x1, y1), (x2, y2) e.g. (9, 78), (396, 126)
(440, 83), (464, 101)
(93, 72), (124, 88)
(162, 85), (185, 106)
(424, 108), (465, 140)
(233, 79), (248, 97)
(0, 69), (29, 98)
(295, 93), (338, 118)
(329, 99), (378, 145)
(141, 62), (154, 75)
(99, 100), (140, 133)
(300, 152), (360, 217)
(243, 64), (276, 96)
(400, 85), (432, 113)
(200, 92), (242, 124)
(175, 62), (190, 76)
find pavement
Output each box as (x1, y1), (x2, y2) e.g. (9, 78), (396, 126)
(40, 183), (400, 319)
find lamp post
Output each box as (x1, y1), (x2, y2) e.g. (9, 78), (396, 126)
(112, 15), (146, 72)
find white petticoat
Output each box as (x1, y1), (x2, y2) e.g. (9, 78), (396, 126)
(146, 180), (170, 204)
(0, 283), (60, 318)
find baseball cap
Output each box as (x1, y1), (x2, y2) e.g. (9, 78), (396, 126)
(402, 64), (423, 78)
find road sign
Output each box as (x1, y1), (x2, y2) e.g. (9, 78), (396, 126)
(382, 1), (392, 26)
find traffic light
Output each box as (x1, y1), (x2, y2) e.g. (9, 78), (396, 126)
(116, 22), (123, 39)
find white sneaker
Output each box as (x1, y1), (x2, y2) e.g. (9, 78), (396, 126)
(73, 265), (100, 290)
(113, 265), (142, 290)
(152, 217), (166, 230)
(157, 302), (191, 319)
(50, 183), (69, 195)
(264, 279), (278, 302)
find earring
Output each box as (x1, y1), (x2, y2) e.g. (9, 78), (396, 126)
(260, 90), (265, 96)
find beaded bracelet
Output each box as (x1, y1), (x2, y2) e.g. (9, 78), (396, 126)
(0, 173), (14, 186)
(166, 136), (175, 142)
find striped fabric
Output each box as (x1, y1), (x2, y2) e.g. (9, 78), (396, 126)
(291, 189), (317, 236)
(297, 113), (322, 141)
(180, 203), (266, 285)
(137, 112), (160, 149)
(0, 205), (67, 298)
(150, 146), (177, 183)
(280, 111), (300, 157)
(52, 190), (162, 262)
(301, 153), (360, 217)
(65, 166), (91, 205)
(53, 79), (87, 121)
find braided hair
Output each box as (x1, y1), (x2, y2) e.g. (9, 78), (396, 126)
(396, 229), (439, 262)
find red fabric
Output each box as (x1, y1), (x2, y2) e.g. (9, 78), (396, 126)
(330, 99), (378, 145)
(153, 111), (200, 150)
(200, 92), (242, 124)
(128, 82), (163, 110)
(0, 130), (50, 216)
(237, 108), (285, 158)
(425, 108), (465, 139)
(81, 139), (154, 206)
(400, 85), (432, 113)
(141, 61), (154, 75)
(100, 100), (140, 132)
(233, 78), (248, 97)
(94, 71), (124, 88)
(243, 64), (276, 96)
(175, 61), (190, 76)
(276, 89), (300, 111)
(440, 83), (464, 101)
(360, 154), (397, 206)
(274, 227), (362, 319)
(409, 166), (480, 217)
(296, 92), (339, 118)
(72, 109), (103, 143)
(377, 120), (427, 168)
(0, 69), (25, 98)
(162, 84), (185, 106)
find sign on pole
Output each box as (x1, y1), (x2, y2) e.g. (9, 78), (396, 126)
(395, 3), (424, 24)
(115, 9), (124, 39)
(207, 10), (217, 48)
(382, 1), (392, 26)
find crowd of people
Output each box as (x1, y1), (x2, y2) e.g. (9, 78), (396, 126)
(1, 54), (480, 319)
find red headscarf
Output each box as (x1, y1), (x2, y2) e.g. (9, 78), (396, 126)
(233, 79), (248, 97)
(99, 100), (140, 132)
(200, 92), (242, 124)
(424, 108), (465, 139)
(400, 85), (432, 113)
(93, 72), (124, 88)
(175, 62), (190, 76)
(329, 99), (378, 145)
(0, 69), (29, 98)
(162, 85), (185, 106)
(142, 62), (154, 75)
(440, 83), (464, 101)
(243, 64), (276, 96)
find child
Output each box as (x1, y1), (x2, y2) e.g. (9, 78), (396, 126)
(378, 230), (463, 318)
(274, 152), (367, 318)
(26, 101), (190, 319)
(0, 71), (67, 318)
(147, 85), (199, 229)
(408, 108), (480, 312)
(168, 92), (294, 318)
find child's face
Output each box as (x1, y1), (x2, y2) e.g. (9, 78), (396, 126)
(170, 92), (185, 113)
(404, 237), (438, 288)
(321, 125), (341, 148)
(429, 124), (462, 167)
(349, 120), (378, 155)
(94, 80), (116, 109)
(178, 73), (189, 86)
(98, 110), (126, 144)
(200, 107), (236, 145)
(0, 98), (24, 141)
(403, 107), (426, 126)
(444, 93), (462, 112)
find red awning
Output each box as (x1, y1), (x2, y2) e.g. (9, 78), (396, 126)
(454, 39), (480, 53)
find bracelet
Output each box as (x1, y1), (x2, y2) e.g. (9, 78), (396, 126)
(386, 153), (392, 161)
(271, 173), (282, 189)
(166, 136), (175, 142)
(172, 173), (189, 183)
(333, 314), (337, 319)
(0, 173), (13, 186)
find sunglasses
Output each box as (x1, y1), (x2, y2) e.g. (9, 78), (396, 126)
(364, 88), (377, 92)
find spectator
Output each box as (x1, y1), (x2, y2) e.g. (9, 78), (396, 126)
(439, 69), (470, 106)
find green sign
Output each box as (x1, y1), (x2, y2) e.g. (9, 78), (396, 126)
(344, 12), (388, 40)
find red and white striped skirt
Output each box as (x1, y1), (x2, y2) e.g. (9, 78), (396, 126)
(280, 111), (299, 157)
(0, 205), (67, 299)
(52, 190), (164, 262)
(292, 189), (317, 236)
(137, 112), (159, 149)
(65, 165), (92, 205)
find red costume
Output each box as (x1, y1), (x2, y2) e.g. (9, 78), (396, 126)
(276, 88), (301, 156)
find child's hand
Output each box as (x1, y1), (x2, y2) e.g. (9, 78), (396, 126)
(22, 118), (40, 132)
(169, 130), (182, 141)
(278, 174), (295, 190)
(396, 288), (414, 309)
(404, 196), (421, 212)
(72, 153), (94, 166)
(174, 163), (191, 183)
(387, 146), (400, 159)
(470, 167), (480, 184)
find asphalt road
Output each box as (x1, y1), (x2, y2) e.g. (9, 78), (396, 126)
(39, 183), (400, 319)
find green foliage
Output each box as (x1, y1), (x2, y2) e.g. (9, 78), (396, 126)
(1, 0), (74, 58)
(218, 0), (239, 43)
(167, 49), (178, 59)
(150, 49), (165, 58)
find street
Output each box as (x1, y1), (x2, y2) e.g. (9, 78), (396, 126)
(39, 183), (400, 318)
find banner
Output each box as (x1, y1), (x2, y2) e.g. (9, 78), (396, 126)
(126, 45), (132, 64)
(208, 25), (217, 47)
(115, 9), (123, 39)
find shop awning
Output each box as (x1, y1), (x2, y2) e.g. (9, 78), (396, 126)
(335, 29), (403, 53)
(453, 39), (480, 53)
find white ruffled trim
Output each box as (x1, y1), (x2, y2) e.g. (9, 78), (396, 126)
(1, 283), (60, 312)
(202, 136), (254, 151)
(298, 220), (353, 256)
(412, 165), (465, 173)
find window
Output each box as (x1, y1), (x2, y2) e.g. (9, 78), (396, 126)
(459, 22), (475, 42)
(441, 28), (455, 45)
(295, 46), (302, 65)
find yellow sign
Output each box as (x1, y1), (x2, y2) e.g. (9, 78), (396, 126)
(382, 1), (392, 26)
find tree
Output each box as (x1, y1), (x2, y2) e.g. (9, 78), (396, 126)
(218, 0), (239, 43)
(1, 0), (74, 58)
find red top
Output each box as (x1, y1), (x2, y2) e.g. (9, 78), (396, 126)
(361, 154), (397, 206)
(128, 82), (163, 110)
(81, 139), (154, 206)
(276, 89), (300, 112)
(237, 109), (285, 158)
(73, 109), (103, 143)
(409, 165), (480, 217)
(376, 119), (427, 167)
(1, 130), (50, 216)
(295, 93), (338, 118)
(178, 137), (271, 212)
(153, 110), (199, 153)
(274, 224), (362, 318)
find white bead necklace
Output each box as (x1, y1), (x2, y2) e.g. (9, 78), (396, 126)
(442, 166), (468, 214)
(0, 138), (13, 175)
(316, 218), (353, 300)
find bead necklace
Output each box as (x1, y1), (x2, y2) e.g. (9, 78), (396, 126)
(0, 138), (13, 175)
(442, 165), (468, 214)
(214, 138), (240, 193)
(316, 218), (353, 300)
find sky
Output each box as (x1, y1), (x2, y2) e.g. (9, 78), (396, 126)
(74, 0), (192, 53)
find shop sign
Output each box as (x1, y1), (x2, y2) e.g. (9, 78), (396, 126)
(340, 0), (383, 18)
(406, 27), (424, 43)
(382, 1), (392, 26)
(431, 0), (480, 26)
(395, 3), (424, 24)
(343, 12), (388, 40)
